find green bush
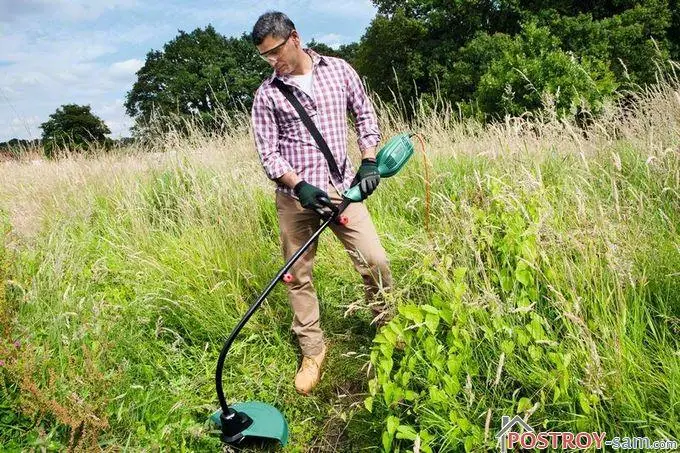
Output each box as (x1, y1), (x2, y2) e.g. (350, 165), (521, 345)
(474, 23), (618, 119)
(367, 166), (679, 452)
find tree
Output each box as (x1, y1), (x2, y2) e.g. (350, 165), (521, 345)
(473, 23), (618, 119)
(355, 1), (522, 104)
(307, 40), (360, 65)
(356, 0), (676, 118)
(40, 104), (111, 158)
(670, 0), (680, 59)
(354, 9), (430, 104)
(125, 25), (270, 133)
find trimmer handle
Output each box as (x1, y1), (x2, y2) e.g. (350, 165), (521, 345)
(313, 195), (350, 226)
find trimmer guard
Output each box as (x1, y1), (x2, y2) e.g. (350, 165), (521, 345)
(211, 402), (289, 446)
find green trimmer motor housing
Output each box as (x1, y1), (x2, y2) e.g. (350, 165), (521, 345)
(210, 133), (416, 447)
(344, 133), (415, 202)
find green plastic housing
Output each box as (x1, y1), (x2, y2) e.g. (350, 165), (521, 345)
(344, 133), (415, 202)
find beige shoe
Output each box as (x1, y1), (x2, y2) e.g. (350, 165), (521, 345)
(294, 344), (327, 395)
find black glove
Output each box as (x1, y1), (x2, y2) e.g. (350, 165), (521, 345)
(294, 181), (331, 212)
(358, 158), (380, 199)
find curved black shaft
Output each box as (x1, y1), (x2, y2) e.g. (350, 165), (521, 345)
(215, 198), (350, 415)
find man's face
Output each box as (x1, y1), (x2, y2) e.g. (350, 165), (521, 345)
(257, 30), (299, 75)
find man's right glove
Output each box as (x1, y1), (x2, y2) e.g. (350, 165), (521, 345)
(294, 181), (331, 212)
(358, 158), (380, 199)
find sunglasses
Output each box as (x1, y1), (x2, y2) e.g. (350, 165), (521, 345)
(259, 32), (293, 62)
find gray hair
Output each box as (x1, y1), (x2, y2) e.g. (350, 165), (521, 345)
(251, 11), (295, 45)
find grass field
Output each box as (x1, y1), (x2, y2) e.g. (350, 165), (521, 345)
(1, 82), (679, 452)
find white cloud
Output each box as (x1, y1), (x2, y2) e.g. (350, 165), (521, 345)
(97, 98), (133, 138)
(6, 115), (41, 139)
(311, 33), (348, 49)
(0, 17), (142, 139)
(0, 0), (138, 23)
(0, 0), (377, 141)
(110, 59), (144, 79)
(308, 0), (376, 19)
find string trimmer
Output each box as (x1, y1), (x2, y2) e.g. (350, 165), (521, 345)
(210, 133), (416, 446)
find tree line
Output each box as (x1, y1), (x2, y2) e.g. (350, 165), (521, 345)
(125, 0), (680, 132)
(10, 0), (679, 157)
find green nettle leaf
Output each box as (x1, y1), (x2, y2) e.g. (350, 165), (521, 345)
(517, 397), (533, 413)
(387, 416), (400, 436)
(501, 340), (515, 355)
(553, 386), (561, 403)
(380, 357), (394, 375)
(380, 343), (394, 359)
(424, 336), (439, 361)
(529, 345), (543, 361)
(404, 390), (419, 401)
(464, 435), (475, 452)
(382, 327), (398, 345)
(425, 313), (440, 334)
(383, 382), (397, 405)
(396, 424), (418, 441)
(407, 355), (418, 372)
(500, 269), (513, 292)
(447, 354), (462, 376)
(421, 304), (440, 315)
(431, 293), (445, 309)
(429, 386), (447, 404)
(427, 367), (439, 383)
(439, 307), (454, 325)
(528, 316), (546, 340)
(389, 321), (405, 337)
(457, 417), (472, 432)
(443, 375), (461, 397)
(515, 261), (533, 287)
(364, 396), (374, 412)
(516, 329), (531, 346)
(382, 430), (393, 453)
(400, 304), (424, 324)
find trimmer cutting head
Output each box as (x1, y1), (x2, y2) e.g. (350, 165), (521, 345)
(211, 402), (289, 446)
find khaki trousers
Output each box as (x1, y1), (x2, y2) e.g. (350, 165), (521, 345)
(275, 184), (392, 357)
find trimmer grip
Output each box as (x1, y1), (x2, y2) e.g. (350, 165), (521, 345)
(338, 215), (349, 226)
(282, 273), (293, 283)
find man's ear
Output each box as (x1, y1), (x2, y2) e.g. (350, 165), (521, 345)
(291, 30), (301, 47)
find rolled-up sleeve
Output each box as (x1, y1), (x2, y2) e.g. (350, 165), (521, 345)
(251, 88), (293, 180)
(344, 61), (381, 151)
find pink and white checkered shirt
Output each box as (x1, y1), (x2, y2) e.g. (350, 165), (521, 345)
(251, 48), (381, 198)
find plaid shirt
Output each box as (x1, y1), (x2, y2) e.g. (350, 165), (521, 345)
(251, 48), (381, 197)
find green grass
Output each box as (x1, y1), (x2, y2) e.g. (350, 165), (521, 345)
(1, 107), (679, 451)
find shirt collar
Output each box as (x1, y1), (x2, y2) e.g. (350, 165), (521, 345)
(267, 48), (326, 84)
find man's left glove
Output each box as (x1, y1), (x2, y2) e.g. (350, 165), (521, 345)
(358, 158), (380, 199)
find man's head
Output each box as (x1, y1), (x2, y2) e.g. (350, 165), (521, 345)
(252, 11), (306, 75)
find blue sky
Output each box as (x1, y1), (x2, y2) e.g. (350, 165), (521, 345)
(0, 0), (377, 141)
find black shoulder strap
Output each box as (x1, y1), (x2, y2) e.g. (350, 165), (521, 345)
(272, 78), (343, 182)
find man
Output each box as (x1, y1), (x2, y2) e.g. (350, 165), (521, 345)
(250, 11), (392, 395)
